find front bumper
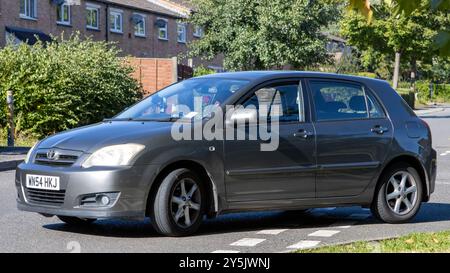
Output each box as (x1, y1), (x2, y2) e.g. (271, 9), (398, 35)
(15, 163), (159, 220)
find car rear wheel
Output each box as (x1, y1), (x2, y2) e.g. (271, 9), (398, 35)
(150, 168), (205, 236)
(372, 163), (423, 223)
(57, 216), (96, 225)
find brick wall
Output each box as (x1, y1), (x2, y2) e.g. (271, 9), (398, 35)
(128, 57), (177, 96)
(0, 0), (224, 69)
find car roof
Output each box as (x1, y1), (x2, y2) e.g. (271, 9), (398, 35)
(196, 71), (388, 85)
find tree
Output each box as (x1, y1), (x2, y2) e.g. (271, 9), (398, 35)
(187, 0), (340, 71)
(341, 1), (448, 87)
(347, 0), (450, 56)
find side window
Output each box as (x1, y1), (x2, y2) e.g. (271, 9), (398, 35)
(366, 90), (386, 118)
(243, 82), (304, 122)
(310, 81), (368, 121)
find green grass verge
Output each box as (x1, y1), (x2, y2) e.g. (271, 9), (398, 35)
(296, 230), (450, 253)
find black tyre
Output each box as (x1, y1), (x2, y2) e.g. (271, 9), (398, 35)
(57, 216), (96, 225)
(150, 168), (205, 236)
(372, 163), (423, 223)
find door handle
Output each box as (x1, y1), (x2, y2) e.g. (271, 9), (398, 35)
(371, 125), (389, 135)
(294, 129), (313, 139)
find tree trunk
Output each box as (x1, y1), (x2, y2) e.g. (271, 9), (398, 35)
(410, 59), (417, 93)
(392, 52), (401, 89)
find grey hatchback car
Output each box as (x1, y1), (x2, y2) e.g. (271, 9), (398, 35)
(16, 71), (436, 236)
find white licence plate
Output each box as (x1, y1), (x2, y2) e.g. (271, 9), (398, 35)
(26, 174), (60, 191)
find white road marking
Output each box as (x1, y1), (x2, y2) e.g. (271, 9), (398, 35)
(287, 240), (321, 249)
(440, 151), (450, 156)
(257, 229), (288, 235)
(212, 250), (240, 253)
(329, 221), (357, 228)
(308, 230), (341, 237)
(230, 238), (266, 247)
(347, 213), (370, 220)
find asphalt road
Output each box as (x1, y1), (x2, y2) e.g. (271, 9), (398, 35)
(1, 106), (450, 253)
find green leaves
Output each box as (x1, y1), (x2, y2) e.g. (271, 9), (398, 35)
(0, 34), (142, 138)
(188, 0), (339, 70)
(393, 0), (423, 15)
(341, 1), (447, 78)
(348, 0), (373, 22)
(346, 0), (450, 56)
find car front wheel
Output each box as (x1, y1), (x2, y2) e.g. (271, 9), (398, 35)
(150, 168), (205, 236)
(372, 163), (423, 223)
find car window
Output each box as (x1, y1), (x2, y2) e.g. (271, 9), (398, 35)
(310, 81), (368, 121)
(115, 78), (249, 120)
(242, 82), (304, 122)
(366, 90), (386, 118)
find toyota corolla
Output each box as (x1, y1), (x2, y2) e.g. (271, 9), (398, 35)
(15, 72), (437, 236)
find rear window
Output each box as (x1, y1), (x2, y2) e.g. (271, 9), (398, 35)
(310, 80), (387, 121)
(310, 81), (368, 121)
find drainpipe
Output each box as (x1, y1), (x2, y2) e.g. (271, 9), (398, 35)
(105, 3), (109, 42)
(6, 91), (15, 147)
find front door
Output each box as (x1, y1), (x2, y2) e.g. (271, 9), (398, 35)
(224, 80), (316, 202)
(307, 79), (393, 198)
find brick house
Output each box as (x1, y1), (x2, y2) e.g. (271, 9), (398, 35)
(0, 0), (223, 69)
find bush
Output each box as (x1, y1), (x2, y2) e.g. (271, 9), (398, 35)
(396, 88), (416, 109)
(0, 34), (142, 138)
(354, 72), (377, 78)
(415, 80), (450, 103)
(193, 65), (216, 77)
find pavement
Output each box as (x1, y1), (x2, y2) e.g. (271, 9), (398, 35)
(0, 147), (28, 171)
(0, 106), (449, 253)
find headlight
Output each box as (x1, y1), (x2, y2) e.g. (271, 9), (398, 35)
(81, 144), (145, 168)
(24, 142), (39, 164)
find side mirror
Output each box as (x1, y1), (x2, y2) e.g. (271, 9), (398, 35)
(226, 107), (258, 127)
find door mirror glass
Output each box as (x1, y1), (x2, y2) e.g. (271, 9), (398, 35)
(226, 107), (258, 126)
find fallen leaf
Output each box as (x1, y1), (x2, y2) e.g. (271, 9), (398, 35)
(405, 239), (414, 244)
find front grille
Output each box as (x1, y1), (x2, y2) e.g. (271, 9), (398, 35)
(34, 152), (79, 167)
(25, 188), (66, 206)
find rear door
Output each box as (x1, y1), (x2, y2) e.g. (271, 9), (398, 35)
(307, 79), (393, 197)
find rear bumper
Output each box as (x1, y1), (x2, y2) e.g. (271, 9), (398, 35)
(15, 163), (159, 220)
(428, 148), (437, 195)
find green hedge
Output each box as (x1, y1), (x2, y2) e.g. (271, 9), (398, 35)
(415, 80), (450, 103)
(397, 88), (416, 109)
(0, 35), (142, 138)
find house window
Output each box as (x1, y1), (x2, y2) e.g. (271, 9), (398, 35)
(193, 26), (203, 38)
(56, 3), (71, 25)
(157, 18), (168, 40)
(177, 23), (186, 43)
(86, 4), (100, 30)
(133, 14), (146, 37)
(110, 9), (123, 33)
(20, 0), (37, 19)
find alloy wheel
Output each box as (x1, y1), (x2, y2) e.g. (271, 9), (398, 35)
(385, 171), (418, 215)
(170, 178), (201, 228)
